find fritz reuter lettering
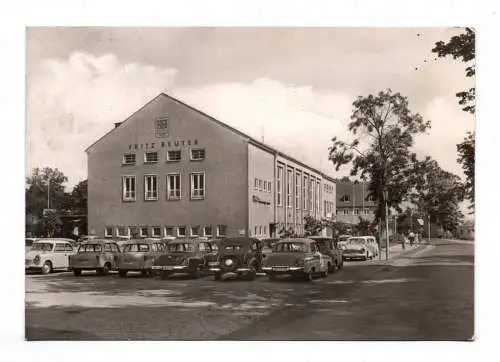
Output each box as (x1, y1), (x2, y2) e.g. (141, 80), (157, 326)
(128, 139), (198, 150)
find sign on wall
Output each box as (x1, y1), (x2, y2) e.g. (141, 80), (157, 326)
(155, 117), (169, 138)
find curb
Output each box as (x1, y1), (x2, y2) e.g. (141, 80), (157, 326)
(369, 244), (430, 266)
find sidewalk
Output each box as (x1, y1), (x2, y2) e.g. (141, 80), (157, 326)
(374, 240), (430, 263)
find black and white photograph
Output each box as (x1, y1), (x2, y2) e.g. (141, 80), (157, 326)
(23, 26), (476, 341)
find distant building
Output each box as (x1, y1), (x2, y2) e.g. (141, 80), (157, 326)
(335, 181), (376, 224)
(458, 220), (474, 240)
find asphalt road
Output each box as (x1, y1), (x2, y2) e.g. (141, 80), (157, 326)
(25, 239), (474, 340)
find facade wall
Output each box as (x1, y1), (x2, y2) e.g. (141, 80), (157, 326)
(87, 95), (249, 238)
(336, 181), (376, 224)
(247, 144), (275, 238)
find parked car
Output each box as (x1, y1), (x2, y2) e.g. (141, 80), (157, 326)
(337, 234), (352, 250)
(25, 239), (76, 274)
(308, 236), (344, 272)
(69, 239), (121, 276)
(117, 238), (166, 277)
(261, 238), (280, 259)
(343, 236), (373, 261)
(207, 237), (263, 281)
(261, 238), (331, 281)
(25, 237), (39, 253)
(152, 238), (215, 279)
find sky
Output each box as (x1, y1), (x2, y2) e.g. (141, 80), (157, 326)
(26, 27), (475, 190)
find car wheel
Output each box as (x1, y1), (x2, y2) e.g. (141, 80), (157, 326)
(119, 270), (128, 278)
(41, 261), (52, 275)
(214, 273), (222, 281)
(320, 268), (328, 278)
(73, 269), (81, 276)
(101, 263), (110, 276)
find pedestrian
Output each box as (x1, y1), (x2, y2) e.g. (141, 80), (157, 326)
(409, 230), (415, 246)
(401, 233), (406, 251)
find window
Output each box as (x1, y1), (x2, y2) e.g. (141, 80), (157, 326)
(303, 175), (308, 210)
(191, 226), (200, 237)
(259, 226), (263, 235)
(295, 173), (300, 210)
(117, 226), (129, 237)
(354, 208), (360, 215)
(152, 226), (162, 237)
(144, 152), (158, 164)
(111, 244), (120, 252)
(277, 166), (283, 206)
(254, 226), (258, 236)
(309, 179), (314, 211)
(190, 172), (205, 199)
(139, 227), (148, 237)
(204, 226), (213, 237)
(366, 195), (375, 202)
(54, 243), (66, 252)
(167, 150), (181, 162)
(264, 226), (267, 235)
(267, 181), (272, 192)
(316, 181), (320, 214)
(104, 227), (113, 237)
(217, 225), (227, 237)
(343, 209), (350, 215)
(65, 244), (73, 252)
(340, 194), (351, 202)
(287, 169), (293, 208)
(122, 154), (136, 165)
(254, 178), (258, 190)
(263, 180), (267, 191)
(122, 176), (136, 201)
(258, 179), (262, 191)
(104, 243), (112, 252)
(144, 175), (158, 200)
(365, 208), (371, 215)
(324, 200), (327, 217)
(165, 227), (174, 237)
(190, 149), (206, 161)
(178, 226), (187, 237)
(167, 173), (181, 200)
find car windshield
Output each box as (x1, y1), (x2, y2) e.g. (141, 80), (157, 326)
(339, 236), (350, 242)
(223, 244), (245, 252)
(25, 239), (35, 247)
(167, 243), (194, 253)
(348, 238), (366, 245)
(78, 244), (103, 253)
(31, 243), (53, 252)
(315, 241), (328, 252)
(123, 244), (149, 252)
(275, 242), (306, 253)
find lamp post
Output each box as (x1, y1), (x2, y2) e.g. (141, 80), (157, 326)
(383, 189), (389, 260)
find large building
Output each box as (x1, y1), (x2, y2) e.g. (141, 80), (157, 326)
(335, 181), (377, 224)
(86, 93), (336, 239)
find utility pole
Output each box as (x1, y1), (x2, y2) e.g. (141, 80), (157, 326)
(428, 214), (431, 243)
(47, 177), (50, 209)
(384, 189), (389, 260)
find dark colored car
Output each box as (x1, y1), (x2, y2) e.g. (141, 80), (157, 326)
(152, 238), (215, 279)
(117, 238), (166, 277)
(207, 237), (263, 281)
(308, 236), (344, 272)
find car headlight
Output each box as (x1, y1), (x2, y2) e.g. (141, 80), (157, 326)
(33, 255), (40, 265)
(224, 259), (233, 266)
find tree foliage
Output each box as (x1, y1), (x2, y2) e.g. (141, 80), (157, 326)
(25, 167), (69, 216)
(457, 131), (475, 212)
(329, 89), (431, 225)
(304, 215), (324, 236)
(432, 27), (475, 114)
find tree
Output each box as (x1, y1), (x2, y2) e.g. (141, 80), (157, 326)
(70, 179), (88, 214)
(278, 225), (298, 238)
(354, 217), (372, 236)
(432, 28), (475, 114)
(457, 132), (475, 212)
(329, 89), (431, 231)
(40, 210), (63, 238)
(26, 167), (69, 217)
(304, 215), (324, 236)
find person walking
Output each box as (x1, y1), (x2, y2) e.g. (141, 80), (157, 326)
(401, 233), (406, 251)
(409, 230), (415, 246)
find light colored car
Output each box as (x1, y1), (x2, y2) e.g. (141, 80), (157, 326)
(69, 240), (121, 276)
(262, 238), (332, 281)
(118, 238), (166, 277)
(25, 239), (76, 274)
(25, 238), (39, 253)
(343, 236), (373, 261)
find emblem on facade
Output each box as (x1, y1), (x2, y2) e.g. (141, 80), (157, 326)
(155, 117), (169, 138)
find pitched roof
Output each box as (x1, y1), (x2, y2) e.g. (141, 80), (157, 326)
(85, 93), (336, 180)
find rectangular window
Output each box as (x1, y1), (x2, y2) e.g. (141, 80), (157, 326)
(295, 173), (300, 210)
(264, 226), (267, 235)
(254, 226), (258, 236)
(204, 226), (213, 237)
(144, 152), (158, 164)
(316, 181), (320, 215)
(167, 173), (181, 200)
(122, 154), (136, 165)
(144, 175), (158, 201)
(259, 179), (263, 191)
(104, 227), (113, 237)
(139, 227), (148, 237)
(117, 226), (129, 237)
(167, 150), (181, 162)
(165, 227), (174, 237)
(152, 226), (162, 237)
(267, 181), (272, 192)
(263, 180), (267, 191)
(217, 225), (227, 237)
(122, 176), (136, 201)
(324, 200), (327, 217)
(177, 226), (186, 237)
(259, 226), (262, 235)
(303, 175), (308, 210)
(287, 169), (293, 208)
(190, 149), (205, 161)
(254, 178), (258, 190)
(190, 172), (205, 199)
(309, 179), (314, 211)
(191, 226), (200, 237)
(277, 166), (283, 206)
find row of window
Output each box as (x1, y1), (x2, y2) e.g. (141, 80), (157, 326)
(277, 165), (322, 213)
(253, 225), (268, 236)
(324, 200), (335, 217)
(337, 208), (374, 215)
(254, 178), (272, 193)
(324, 183), (334, 194)
(122, 149), (205, 165)
(340, 194), (375, 203)
(122, 172), (205, 201)
(105, 225), (227, 238)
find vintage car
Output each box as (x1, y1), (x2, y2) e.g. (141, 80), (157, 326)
(261, 238), (280, 259)
(69, 239), (121, 276)
(343, 236), (373, 261)
(261, 238), (331, 281)
(117, 238), (166, 277)
(25, 237), (39, 253)
(25, 239), (76, 274)
(308, 236), (344, 272)
(337, 235), (352, 250)
(207, 237), (263, 281)
(152, 238), (215, 278)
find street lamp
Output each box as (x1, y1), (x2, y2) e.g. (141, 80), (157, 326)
(383, 189), (389, 260)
